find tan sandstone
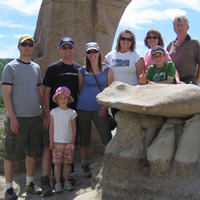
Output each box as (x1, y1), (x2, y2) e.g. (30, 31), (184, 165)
(96, 83), (200, 200)
(97, 81), (200, 117)
(32, 0), (131, 77)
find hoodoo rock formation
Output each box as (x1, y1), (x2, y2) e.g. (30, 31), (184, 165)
(32, 0), (131, 77)
(96, 82), (200, 200)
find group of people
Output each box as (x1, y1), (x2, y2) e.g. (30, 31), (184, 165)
(2, 15), (200, 200)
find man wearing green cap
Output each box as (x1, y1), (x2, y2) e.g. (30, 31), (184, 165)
(2, 34), (43, 200)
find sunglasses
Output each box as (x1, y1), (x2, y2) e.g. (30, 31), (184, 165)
(147, 36), (158, 40)
(20, 43), (34, 47)
(87, 50), (99, 54)
(120, 37), (132, 42)
(61, 46), (73, 50)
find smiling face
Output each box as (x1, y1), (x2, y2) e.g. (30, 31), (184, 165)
(119, 32), (133, 53)
(173, 20), (189, 38)
(59, 43), (75, 61)
(152, 52), (165, 68)
(56, 94), (69, 108)
(86, 48), (99, 62)
(18, 39), (34, 58)
(147, 34), (159, 49)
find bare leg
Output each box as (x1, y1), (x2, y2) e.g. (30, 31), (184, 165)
(54, 163), (62, 183)
(63, 164), (70, 182)
(4, 160), (14, 183)
(80, 145), (89, 161)
(26, 156), (36, 177)
(42, 148), (52, 176)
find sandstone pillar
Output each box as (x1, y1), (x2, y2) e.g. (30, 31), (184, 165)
(32, 0), (131, 77)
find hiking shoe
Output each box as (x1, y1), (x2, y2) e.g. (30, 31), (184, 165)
(81, 163), (91, 178)
(55, 183), (62, 193)
(26, 182), (42, 195)
(4, 188), (18, 200)
(41, 176), (52, 197)
(64, 181), (74, 191)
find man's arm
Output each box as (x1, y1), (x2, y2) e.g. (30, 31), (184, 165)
(37, 86), (45, 119)
(43, 86), (51, 128)
(2, 85), (19, 134)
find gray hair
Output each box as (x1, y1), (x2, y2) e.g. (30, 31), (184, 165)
(173, 15), (189, 25)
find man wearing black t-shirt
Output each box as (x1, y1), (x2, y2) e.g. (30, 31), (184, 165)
(41, 37), (81, 196)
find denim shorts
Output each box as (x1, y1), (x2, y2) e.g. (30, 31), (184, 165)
(77, 110), (112, 146)
(4, 116), (43, 161)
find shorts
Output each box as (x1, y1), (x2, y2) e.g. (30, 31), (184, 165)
(52, 143), (74, 164)
(77, 110), (112, 146)
(4, 116), (43, 161)
(42, 127), (50, 148)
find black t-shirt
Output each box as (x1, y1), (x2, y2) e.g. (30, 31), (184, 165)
(43, 60), (81, 110)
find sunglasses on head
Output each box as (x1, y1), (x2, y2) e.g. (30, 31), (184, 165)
(147, 36), (158, 40)
(87, 49), (99, 54)
(20, 43), (34, 47)
(120, 37), (132, 42)
(61, 46), (73, 50)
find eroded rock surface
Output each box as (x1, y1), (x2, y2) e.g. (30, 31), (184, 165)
(96, 82), (200, 200)
(97, 81), (200, 117)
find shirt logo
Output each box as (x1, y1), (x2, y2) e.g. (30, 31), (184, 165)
(153, 72), (166, 82)
(112, 59), (130, 67)
(59, 72), (77, 76)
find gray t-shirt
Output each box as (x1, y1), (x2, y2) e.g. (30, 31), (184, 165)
(2, 59), (42, 117)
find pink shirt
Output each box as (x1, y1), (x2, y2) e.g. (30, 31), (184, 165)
(144, 49), (171, 71)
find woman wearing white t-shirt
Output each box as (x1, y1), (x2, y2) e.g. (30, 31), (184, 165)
(105, 29), (144, 86)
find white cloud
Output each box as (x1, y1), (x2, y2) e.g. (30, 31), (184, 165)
(0, 0), (42, 15)
(0, 34), (6, 38)
(0, 20), (24, 28)
(166, 0), (200, 12)
(164, 9), (187, 20)
(119, 0), (200, 29)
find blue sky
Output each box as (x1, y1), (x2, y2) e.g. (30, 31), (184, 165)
(0, 0), (200, 58)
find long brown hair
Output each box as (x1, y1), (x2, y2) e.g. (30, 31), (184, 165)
(115, 29), (136, 52)
(144, 28), (164, 48)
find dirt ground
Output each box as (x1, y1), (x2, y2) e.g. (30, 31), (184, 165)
(0, 114), (105, 200)
(0, 156), (102, 200)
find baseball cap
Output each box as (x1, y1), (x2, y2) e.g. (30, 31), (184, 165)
(52, 86), (74, 104)
(60, 37), (74, 48)
(18, 34), (34, 44)
(85, 42), (99, 52)
(151, 45), (165, 56)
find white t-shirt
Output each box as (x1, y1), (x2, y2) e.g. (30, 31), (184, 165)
(50, 107), (77, 143)
(105, 50), (141, 85)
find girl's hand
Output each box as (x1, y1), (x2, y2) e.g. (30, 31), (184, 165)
(98, 106), (107, 118)
(49, 142), (54, 150)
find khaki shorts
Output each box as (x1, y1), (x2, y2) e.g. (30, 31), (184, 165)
(42, 127), (50, 148)
(4, 116), (43, 161)
(52, 143), (74, 164)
